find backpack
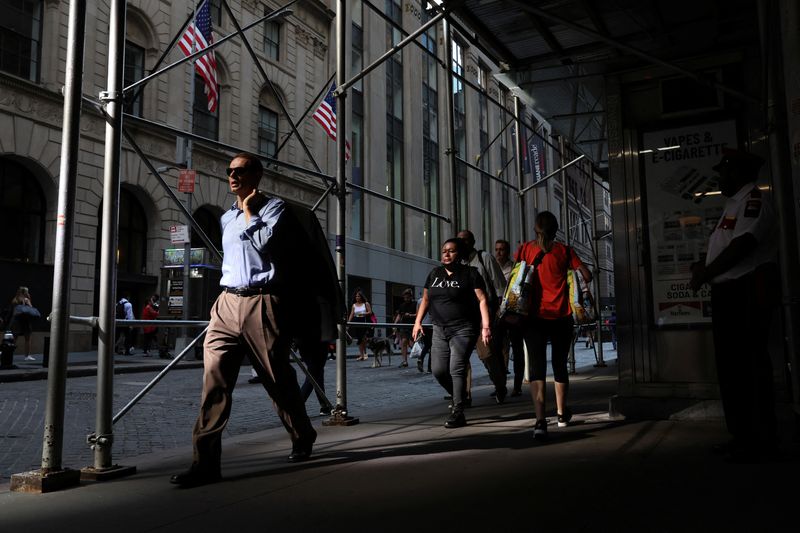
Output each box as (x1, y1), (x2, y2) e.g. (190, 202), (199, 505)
(116, 300), (127, 320)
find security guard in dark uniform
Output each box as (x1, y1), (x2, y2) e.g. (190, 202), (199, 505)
(690, 149), (779, 462)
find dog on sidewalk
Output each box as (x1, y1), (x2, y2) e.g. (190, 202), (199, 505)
(367, 337), (393, 368)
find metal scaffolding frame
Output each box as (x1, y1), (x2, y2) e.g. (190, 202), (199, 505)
(20, 0), (613, 490)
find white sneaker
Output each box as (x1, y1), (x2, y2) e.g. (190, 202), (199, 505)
(25, 355), (35, 361)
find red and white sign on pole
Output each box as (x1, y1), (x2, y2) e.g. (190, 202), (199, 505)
(170, 224), (190, 244)
(178, 169), (196, 193)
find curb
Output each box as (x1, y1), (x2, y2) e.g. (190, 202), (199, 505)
(0, 361), (206, 383)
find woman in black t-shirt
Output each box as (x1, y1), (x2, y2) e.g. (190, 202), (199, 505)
(412, 238), (492, 428)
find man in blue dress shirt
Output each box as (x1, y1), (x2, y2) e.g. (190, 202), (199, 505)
(171, 152), (317, 487)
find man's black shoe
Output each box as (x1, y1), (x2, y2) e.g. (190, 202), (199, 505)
(288, 432), (317, 463)
(510, 389), (522, 397)
(170, 467), (221, 488)
(248, 375), (263, 384)
(711, 440), (739, 455)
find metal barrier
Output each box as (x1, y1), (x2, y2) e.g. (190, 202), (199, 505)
(67, 316), (333, 429)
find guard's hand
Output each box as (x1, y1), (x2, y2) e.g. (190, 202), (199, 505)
(412, 324), (422, 342)
(689, 261), (706, 293)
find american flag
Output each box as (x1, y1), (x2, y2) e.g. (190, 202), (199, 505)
(178, 0), (219, 112)
(313, 82), (351, 160)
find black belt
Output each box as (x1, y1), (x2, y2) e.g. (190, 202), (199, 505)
(223, 286), (269, 297)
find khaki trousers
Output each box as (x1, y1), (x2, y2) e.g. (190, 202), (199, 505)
(192, 291), (314, 471)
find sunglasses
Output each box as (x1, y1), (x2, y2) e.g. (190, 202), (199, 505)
(226, 166), (250, 177)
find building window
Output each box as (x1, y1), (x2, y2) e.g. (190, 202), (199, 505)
(452, 38), (467, 228)
(264, 9), (281, 61)
(0, 157), (45, 263)
(123, 40), (145, 117)
(258, 106), (278, 158)
(478, 64), (491, 248)
(210, 0), (222, 26)
(422, 17), (439, 259)
(350, 10), (364, 240)
(385, 0), (402, 48)
(190, 206), (223, 252)
(386, 0), (403, 249)
(97, 189), (147, 275)
(193, 73), (218, 140)
(499, 87), (512, 242)
(0, 0), (43, 81)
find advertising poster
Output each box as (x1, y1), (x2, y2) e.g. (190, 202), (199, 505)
(643, 120), (736, 325)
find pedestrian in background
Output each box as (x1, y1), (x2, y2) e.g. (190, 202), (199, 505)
(348, 289), (373, 362)
(415, 295), (432, 373)
(515, 211), (592, 440)
(115, 294), (136, 355)
(7, 286), (37, 361)
(412, 238), (492, 428)
(141, 294), (160, 356)
(689, 149), (779, 463)
(457, 230), (508, 403)
(495, 238), (525, 396)
(393, 288), (417, 368)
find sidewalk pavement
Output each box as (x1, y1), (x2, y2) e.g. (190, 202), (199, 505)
(1, 360), (797, 532)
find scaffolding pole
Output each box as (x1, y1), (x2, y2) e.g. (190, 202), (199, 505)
(513, 96), (527, 242)
(325, 0), (357, 426)
(444, 17), (459, 231)
(87, 0), (136, 481)
(9, 0), (88, 495)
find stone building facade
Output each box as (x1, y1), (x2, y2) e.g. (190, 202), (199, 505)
(0, 0), (612, 352)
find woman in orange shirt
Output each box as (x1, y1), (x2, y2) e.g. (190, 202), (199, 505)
(515, 211), (592, 440)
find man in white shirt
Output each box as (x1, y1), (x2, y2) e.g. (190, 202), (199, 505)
(690, 149), (779, 463)
(494, 239), (514, 282)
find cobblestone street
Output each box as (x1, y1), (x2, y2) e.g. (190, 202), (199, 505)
(0, 344), (614, 480)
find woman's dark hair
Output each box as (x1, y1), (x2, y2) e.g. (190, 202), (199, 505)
(534, 211), (559, 252)
(442, 237), (464, 260)
(352, 289), (367, 303)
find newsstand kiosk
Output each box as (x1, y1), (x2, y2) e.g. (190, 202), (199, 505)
(160, 248), (221, 357)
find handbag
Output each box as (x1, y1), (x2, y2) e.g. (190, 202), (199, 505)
(14, 304), (41, 319)
(497, 248), (545, 326)
(565, 248), (595, 325)
(369, 312), (378, 324)
(409, 338), (423, 359)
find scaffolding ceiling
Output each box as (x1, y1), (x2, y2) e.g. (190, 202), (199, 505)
(454, 0), (761, 172)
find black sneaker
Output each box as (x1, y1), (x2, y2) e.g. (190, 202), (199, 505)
(445, 409), (466, 428)
(495, 386), (507, 405)
(533, 419), (548, 440)
(557, 408), (572, 428)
